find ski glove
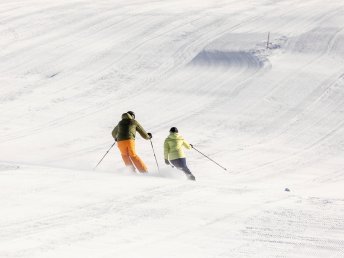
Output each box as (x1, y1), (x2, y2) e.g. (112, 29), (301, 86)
(165, 159), (170, 165)
(147, 133), (152, 139)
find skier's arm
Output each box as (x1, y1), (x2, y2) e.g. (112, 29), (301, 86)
(183, 139), (192, 150)
(135, 121), (150, 140)
(164, 140), (170, 160)
(111, 125), (118, 140)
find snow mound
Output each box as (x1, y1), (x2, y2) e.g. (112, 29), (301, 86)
(189, 50), (264, 69)
(188, 33), (279, 69)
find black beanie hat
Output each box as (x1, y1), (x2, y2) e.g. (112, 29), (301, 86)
(170, 127), (178, 133)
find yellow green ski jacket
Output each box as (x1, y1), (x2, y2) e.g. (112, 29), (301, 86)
(164, 133), (191, 160)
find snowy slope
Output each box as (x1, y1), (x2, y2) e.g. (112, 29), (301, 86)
(1, 0), (344, 257)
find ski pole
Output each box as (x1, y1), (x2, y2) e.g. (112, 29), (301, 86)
(149, 139), (160, 172)
(191, 145), (228, 171)
(94, 142), (116, 170)
(166, 160), (174, 168)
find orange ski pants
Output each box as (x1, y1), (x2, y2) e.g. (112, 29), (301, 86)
(117, 139), (148, 172)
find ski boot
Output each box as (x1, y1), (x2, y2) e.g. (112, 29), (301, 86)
(186, 173), (196, 181)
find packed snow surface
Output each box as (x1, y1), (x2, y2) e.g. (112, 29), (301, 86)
(1, 0), (344, 257)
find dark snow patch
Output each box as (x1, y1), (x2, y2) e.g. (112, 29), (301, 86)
(0, 163), (20, 171)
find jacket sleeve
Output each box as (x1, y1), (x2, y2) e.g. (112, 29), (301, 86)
(111, 125), (118, 139)
(183, 139), (192, 150)
(135, 121), (150, 140)
(164, 139), (169, 160)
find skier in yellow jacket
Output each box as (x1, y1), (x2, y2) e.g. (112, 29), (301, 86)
(164, 127), (195, 180)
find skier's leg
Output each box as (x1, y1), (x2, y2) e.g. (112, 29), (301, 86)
(117, 140), (136, 172)
(179, 158), (196, 180)
(170, 158), (195, 180)
(170, 159), (182, 169)
(127, 140), (148, 173)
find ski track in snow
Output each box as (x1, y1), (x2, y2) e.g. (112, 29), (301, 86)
(1, 0), (344, 257)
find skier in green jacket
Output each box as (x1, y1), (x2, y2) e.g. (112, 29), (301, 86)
(112, 111), (152, 172)
(164, 127), (195, 180)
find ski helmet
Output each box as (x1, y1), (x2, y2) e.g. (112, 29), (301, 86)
(170, 127), (178, 133)
(127, 111), (135, 119)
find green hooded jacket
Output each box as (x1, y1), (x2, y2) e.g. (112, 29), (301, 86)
(112, 113), (150, 141)
(164, 133), (191, 160)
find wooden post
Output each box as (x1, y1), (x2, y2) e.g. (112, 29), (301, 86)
(267, 32), (270, 49)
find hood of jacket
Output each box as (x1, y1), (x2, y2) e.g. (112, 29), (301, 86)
(121, 112), (133, 120)
(167, 132), (183, 140)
